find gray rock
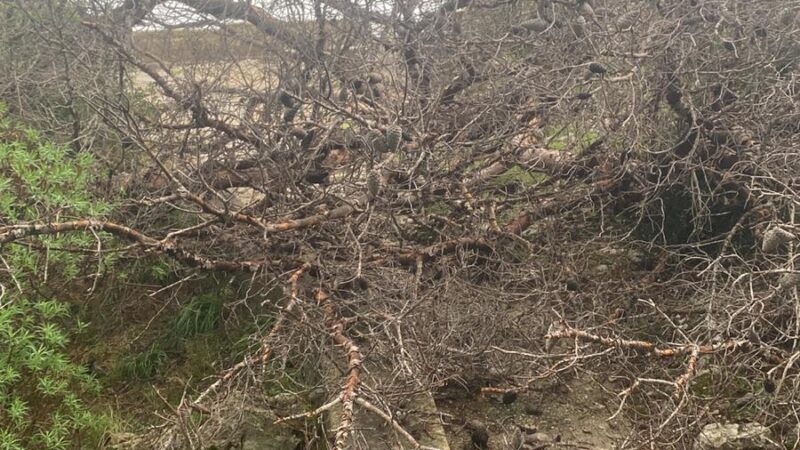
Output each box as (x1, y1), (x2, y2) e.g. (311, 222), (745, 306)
(762, 227), (796, 253)
(525, 432), (555, 445)
(627, 249), (645, 265)
(507, 427), (525, 449)
(241, 422), (301, 450)
(694, 422), (779, 450)
(778, 272), (800, 291)
(513, 18), (549, 34)
(307, 386), (328, 405)
(106, 432), (141, 449)
(267, 392), (303, 416)
(233, 411), (302, 450)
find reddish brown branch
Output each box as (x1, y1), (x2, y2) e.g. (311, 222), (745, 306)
(0, 220), (266, 272)
(546, 326), (749, 396)
(316, 289), (362, 449)
(263, 263), (310, 365)
(0, 220), (154, 246)
(674, 346), (701, 398)
(266, 204), (357, 233)
(394, 237), (492, 266)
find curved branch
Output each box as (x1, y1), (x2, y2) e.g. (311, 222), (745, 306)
(113, 0), (294, 44)
(0, 221), (267, 272)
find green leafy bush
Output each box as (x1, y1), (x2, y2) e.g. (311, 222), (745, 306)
(0, 107), (111, 281)
(0, 299), (105, 450)
(0, 107), (111, 448)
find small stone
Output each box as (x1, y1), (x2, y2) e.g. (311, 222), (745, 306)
(733, 393), (756, 408)
(566, 278), (581, 291)
(762, 227), (796, 253)
(506, 429), (524, 449)
(523, 404), (543, 416)
(466, 419), (489, 449)
(594, 264), (609, 274)
(694, 422), (779, 450)
(525, 432), (554, 445)
(778, 272), (800, 291)
(588, 62), (607, 74)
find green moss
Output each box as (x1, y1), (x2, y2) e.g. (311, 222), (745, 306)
(426, 200), (453, 216)
(543, 124), (600, 153)
(498, 204), (524, 226)
(494, 165), (548, 187)
(412, 228), (438, 245)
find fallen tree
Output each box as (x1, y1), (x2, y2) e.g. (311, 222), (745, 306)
(2, 0), (800, 448)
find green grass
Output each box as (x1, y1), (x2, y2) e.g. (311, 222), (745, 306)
(172, 293), (224, 339)
(116, 344), (168, 381)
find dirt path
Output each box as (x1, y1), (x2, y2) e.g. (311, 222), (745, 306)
(438, 373), (632, 449)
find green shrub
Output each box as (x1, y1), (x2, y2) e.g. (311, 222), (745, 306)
(0, 298), (105, 450)
(0, 107), (112, 448)
(0, 107), (112, 281)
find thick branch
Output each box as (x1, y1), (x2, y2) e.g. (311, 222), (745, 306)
(0, 221), (267, 272)
(316, 289), (362, 449)
(113, 0), (293, 44)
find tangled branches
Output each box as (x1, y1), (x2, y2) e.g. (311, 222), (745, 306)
(3, 0), (800, 448)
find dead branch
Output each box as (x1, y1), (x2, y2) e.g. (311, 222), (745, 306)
(274, 395), (343, 425)
(354, 397), (444, 450)
(0, 220), (267, 271)
(545, 325), (750, 359)
(316, 289), (362, 450)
